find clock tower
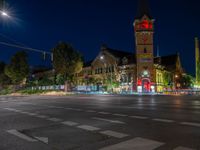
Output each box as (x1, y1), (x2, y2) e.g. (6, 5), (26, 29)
(134, 0), (155, 93)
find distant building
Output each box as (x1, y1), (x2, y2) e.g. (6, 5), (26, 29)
(76, 0), (184, 93)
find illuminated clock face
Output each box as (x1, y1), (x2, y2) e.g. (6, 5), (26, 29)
(138, 20), (153, 30)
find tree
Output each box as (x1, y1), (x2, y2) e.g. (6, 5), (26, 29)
(5, 51), (29, 84)
(197, 60), (200, 84)
(52, 42), (83, 81)
(0, 61), (11, 86)
(179, 74), (194, 89)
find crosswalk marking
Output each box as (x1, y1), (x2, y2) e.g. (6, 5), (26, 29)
(130, 115), (148, 119)
(93, 117), (126, 124)
(77, 125), (100, 131)
(100, 130), (129, 139)
(113, 113), (128, 117)
(174, 146), (195, 150)
(99, 137), (164, 150)
(36, 115), (49, 119)
(180, 122), (200, 127)
(47, 118), (62, 122)
(7, 129), (37, 142)
(152, 118), (175, 123)
(62, 121), (79, 126)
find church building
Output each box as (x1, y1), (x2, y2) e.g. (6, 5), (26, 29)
(76, 0), (183, 93)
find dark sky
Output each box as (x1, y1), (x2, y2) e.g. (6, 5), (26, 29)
(0, 0), (200, 75)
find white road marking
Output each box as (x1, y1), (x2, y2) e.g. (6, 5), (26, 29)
(47, 118), (62, 122)
(152, 118), (175, 123)
(19, 111), (30, 114)
(12, 109), (21, 112)
(36, 115), (49, 119)
(113, 113), (128, 117)
(7, 129), (37, 142)
(100, 130), (129, 139)
(27, 113), (38, 116)
(77, 125), (100, 131)
(99, 137), (164, 150)
(93, 117), (126, 124)
(35, 137), (48, 144)
(174, 146), (195, 150)
(4, 108), (16, 111)
(129, 115), (148, 119)
(180, 122), (200, 127)
(98, 112), (111, 115)
(62, 121), (79, 126)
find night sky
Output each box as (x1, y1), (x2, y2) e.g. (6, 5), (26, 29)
(0, 0), (200, 76)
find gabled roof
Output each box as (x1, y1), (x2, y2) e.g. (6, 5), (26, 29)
(83, 60), (93, 67)
(105, 47), (133, 59)
(154, 54), (179, 71)
(135, 0), (153, 19)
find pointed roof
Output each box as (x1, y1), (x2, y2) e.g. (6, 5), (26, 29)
(135, 0), (152, 19)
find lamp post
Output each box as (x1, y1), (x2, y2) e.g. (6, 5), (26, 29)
(100, 55), (113, 93)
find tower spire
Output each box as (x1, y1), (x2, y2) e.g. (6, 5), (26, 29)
(136, 0), (152, 19)
(195, 37), (200, 84)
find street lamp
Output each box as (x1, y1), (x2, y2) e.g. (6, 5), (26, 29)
(0, 10), (10, 18)
(100, 54), (113, 93)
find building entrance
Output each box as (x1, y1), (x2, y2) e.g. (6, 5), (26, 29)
(142, 78), (151, 93)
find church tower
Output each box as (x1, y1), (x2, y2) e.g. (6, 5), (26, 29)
(195, 37), (200, 84)
(134, 0), (155, 92)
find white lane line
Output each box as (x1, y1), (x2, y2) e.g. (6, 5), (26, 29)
(62, 121), (79, 126)
(7, 129), (37, 142)
(77, 125), (100, 131)
(129, 115), (148, 119)
(27, 113), (38, 116)
(34, 137), (48, 144)
(4, 108), (16, 111)
(99, 137), (164, 150)
(113, 114), (128, 117)
(93, 117), (126, 124)
(180, 122), (200, 127)
(47, 118), (62, 122)
(36, 115), (49, 119)
(174, 146), (195, 150)
(86, 110), (96, 113)
(98, 112), (111, 115)
(100, 130), (129, 139)
(152, 118), (175, 123)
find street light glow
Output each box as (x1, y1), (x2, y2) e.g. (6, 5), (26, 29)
(100, 55), (104, 60)
(2, 11), (8, 16)
(0, 10), (10, 17)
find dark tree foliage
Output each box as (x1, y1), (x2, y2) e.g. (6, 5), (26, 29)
(197, 60), (200, 83)
(52, 42), (83, 81)
(5, 51), (29, 84)
(0, 61), (11, 86)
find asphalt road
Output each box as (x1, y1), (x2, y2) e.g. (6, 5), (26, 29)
(0, 95), (200, 150)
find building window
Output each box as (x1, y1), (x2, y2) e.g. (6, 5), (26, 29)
(144, 48), (147, 53)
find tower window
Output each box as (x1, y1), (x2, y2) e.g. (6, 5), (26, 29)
(144, 48), (147, 53)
